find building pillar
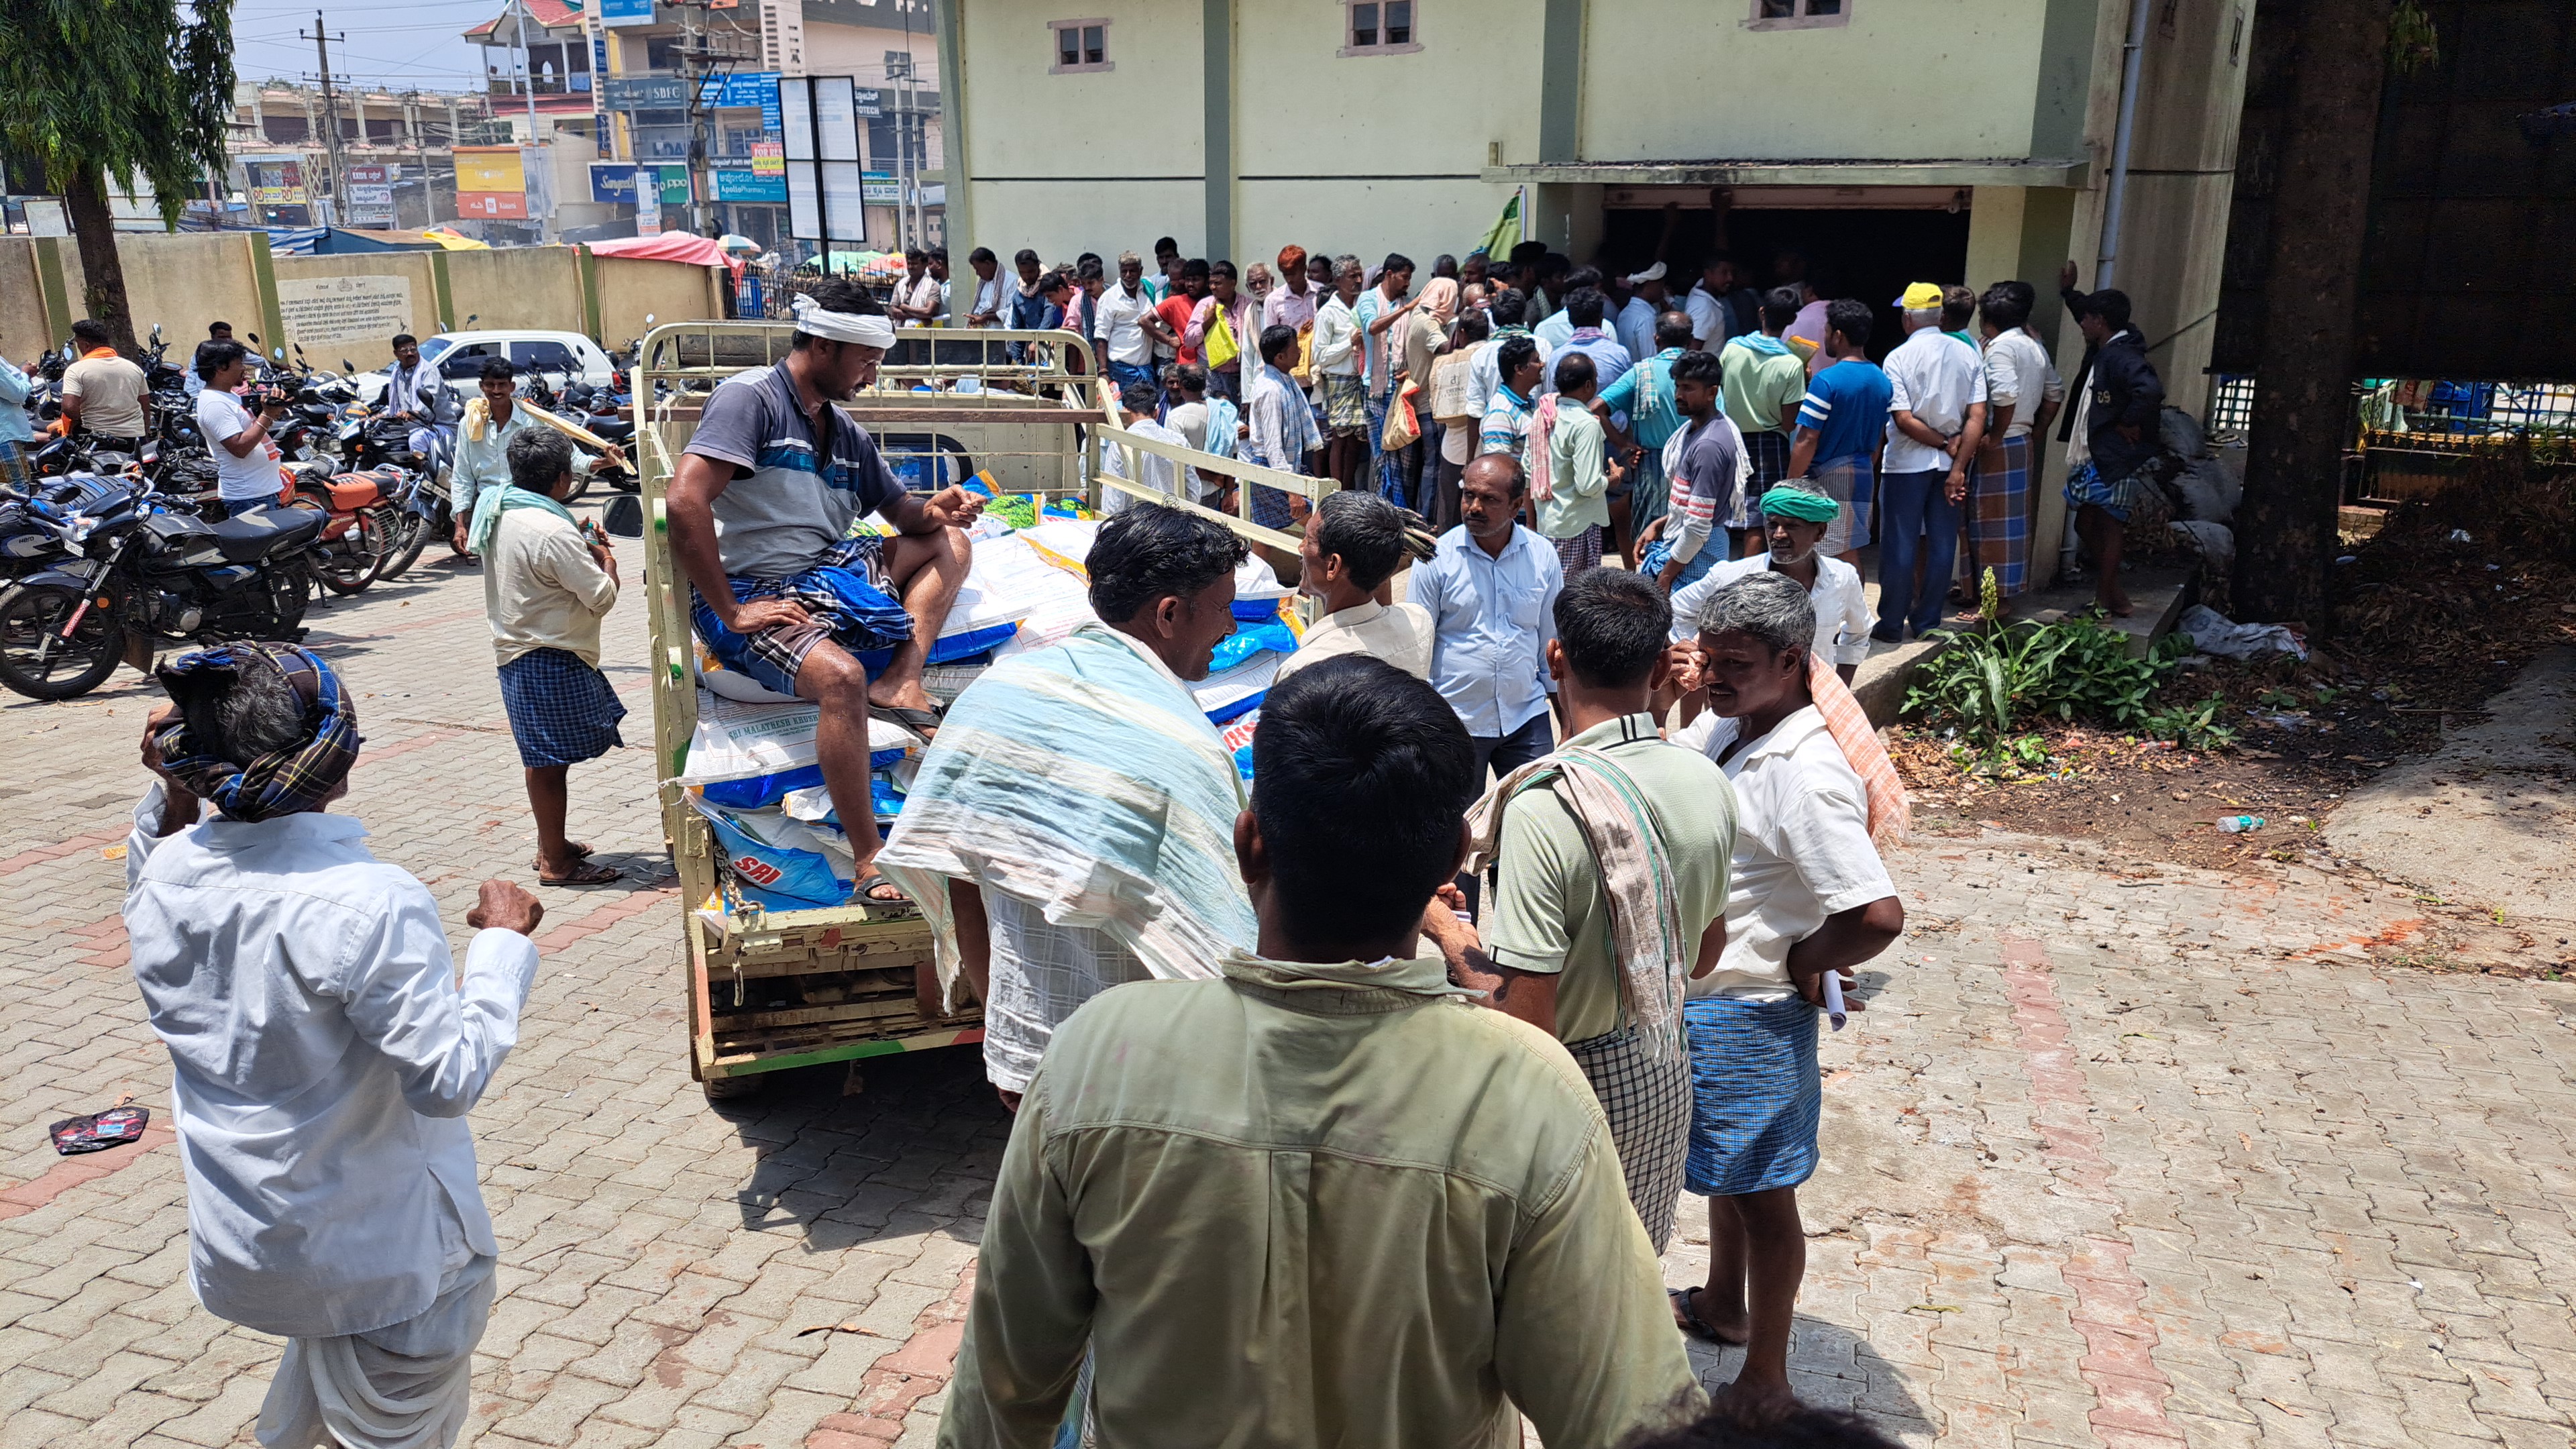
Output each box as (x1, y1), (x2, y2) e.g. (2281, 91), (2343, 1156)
(1202, 0), (1232, 260)
(930, 0), (970, 262)
(1536, 0), (1583, 164)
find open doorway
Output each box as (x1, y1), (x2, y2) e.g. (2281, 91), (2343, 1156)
(1599, 200), (1972, 363)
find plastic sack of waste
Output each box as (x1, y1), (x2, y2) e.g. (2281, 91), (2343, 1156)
(1193, 652), (1281, 725)
(2177, 604), (2308, 661)
(691, 798), (854, 910)
(781, 758), (920, 833)
(1210, 617), (1297, 674)
(680, 690), (924, 808)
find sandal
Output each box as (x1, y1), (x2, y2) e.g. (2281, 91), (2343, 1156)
(872, 702), (944, 738)
(850, 869), (912, 908)
(1670, 1286), (1747, 1346)
(539, 860), (623, 886)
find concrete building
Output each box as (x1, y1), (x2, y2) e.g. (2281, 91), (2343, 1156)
(225, 82), (496, 230)
(462, 0), (945, 250)
(933, 0), (2250, 419)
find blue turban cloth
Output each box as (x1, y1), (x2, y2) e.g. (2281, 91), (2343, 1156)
(152, 644), (362, 822)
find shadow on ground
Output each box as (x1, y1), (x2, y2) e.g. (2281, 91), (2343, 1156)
(713, 1044), (1010, 1254)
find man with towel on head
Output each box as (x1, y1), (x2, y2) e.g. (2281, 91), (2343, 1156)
(1669, 482), (1876, 715)
(124, 643), (545, 1449)
(666, 278), (983, 907)
(877, 504), (1261, 1110)
(1662, 572), (1907, 1415)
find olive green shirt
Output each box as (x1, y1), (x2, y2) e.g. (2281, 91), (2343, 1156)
(940, 949), (1702, 1449)
(1483, 714), (1739, 1044)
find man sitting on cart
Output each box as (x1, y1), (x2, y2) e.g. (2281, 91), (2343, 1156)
(667, 278), (982, 907)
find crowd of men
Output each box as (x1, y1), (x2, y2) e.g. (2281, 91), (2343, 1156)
(106, 241), (2176, 1447)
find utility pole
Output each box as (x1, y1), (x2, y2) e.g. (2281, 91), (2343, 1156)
(301, 12), (350, 225)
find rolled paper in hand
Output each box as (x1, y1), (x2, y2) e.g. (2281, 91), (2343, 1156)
(1823, 971), (1848, 1032)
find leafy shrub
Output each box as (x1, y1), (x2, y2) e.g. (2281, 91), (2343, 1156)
(1902, 611), (2200, 759)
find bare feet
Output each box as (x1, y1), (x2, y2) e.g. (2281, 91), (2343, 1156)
(2100, 588), (2135, 618)
(1714, 1375), (1804, 1424)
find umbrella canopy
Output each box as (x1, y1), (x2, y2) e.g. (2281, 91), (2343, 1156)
(718, 233), (760, 254)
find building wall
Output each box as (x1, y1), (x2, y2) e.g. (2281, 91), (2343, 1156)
(1578, 0), (2057, 164)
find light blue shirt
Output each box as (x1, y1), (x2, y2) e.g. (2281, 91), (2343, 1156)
(1615, 297), (1660, 373)
(0, 354), (31, 446)
(1544, 330), (1633, 396)
(1534, 308), (1576, 352)
(1410, 524), (1563, 739)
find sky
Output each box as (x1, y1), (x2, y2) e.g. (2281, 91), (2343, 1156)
(229, 0), (499, 93)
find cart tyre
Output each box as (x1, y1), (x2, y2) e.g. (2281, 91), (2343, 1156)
(701, 1073), (766, 1102)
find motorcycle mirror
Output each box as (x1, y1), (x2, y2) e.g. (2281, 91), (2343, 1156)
(600, 494), (645, 538)
(274, 348), (286, 361)
(645, 314), (656, 327)
(342, 359), (356, 373)
(247, 332), (262, 345)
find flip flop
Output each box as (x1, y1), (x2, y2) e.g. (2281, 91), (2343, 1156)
(873, 702), (944, 738)
(1670, 1287), (1747, 1346)
(850, 869), (912, 908)
(539, 861), (622, 886)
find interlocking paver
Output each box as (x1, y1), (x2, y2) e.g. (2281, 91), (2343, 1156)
(5, 543), (2576, 1445)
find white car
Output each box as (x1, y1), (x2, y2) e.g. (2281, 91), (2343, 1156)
(353, 329), (619, 405)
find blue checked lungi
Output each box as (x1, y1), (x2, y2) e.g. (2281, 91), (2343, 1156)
(2064, 458), (2145, 525)
(1736, 428), (1792, 533)
(690, 536), (912, 700)
(1683, 995), (1822, 1197)
(1973, 433), (2034, 597)
(1813, 455), (1874, 554)
(497, 647), (627, 770)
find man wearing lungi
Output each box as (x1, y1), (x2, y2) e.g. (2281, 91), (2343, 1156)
(1667, 572), (1908, 1413)
(477, 428), (625, 885)
(666, 278), (983, 906)
(1429, 570), (1736, 1254)
(125, 643), (545, 1449)
(1719, 288), (1815, 557)
(1970, 284), (2064, 617)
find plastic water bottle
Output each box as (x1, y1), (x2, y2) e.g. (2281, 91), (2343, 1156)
(2216, 815), (2263, 834)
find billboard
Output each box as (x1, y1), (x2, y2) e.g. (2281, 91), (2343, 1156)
(589, 162), (692, 206)
(778, 75), (867, 248)
(602, 74), (688, 110)
(710, 157), (786, 203)
(241, 154), (307, 207)
(453, 146), (526, 195)
(598, 0), (654, 25)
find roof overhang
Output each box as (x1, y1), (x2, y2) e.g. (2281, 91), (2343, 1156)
(1483, 158), (2090, 189)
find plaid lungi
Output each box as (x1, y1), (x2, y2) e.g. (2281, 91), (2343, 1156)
(1735, 429), (1792, 531)
(1566, 1024), (1693, 1253)
(2064, 459), (2145, 524)
(1552, 523), (1605, 578)
(1813, 455), (1874, 554)
(0, 442), (29, 490)
(1682, 995), (1822, 1197)
(1972, 433), (2033, 597)
(496, 647), (627, 770)
(1627, 447), (1669, 542)
(689, 535), (911, 699)
(1322, 374), (1370, 439)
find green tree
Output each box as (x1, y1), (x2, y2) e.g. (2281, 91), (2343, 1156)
(0, 0), (237, 354)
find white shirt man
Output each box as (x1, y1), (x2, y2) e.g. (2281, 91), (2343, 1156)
(1103, 413), (1193, 511)
(1093, 280), (1158, 366)
(1982, 327), (2062, 439)
(195, 386), (283, 506)
(1684, 277), (1733, 353)
(1671, 552), (1874, 672)
(1671, 706), (1894, 1001)
(1880, 323), (1990, 476)
(1465, 329), (1552, 428)
(125, 686), (541, 1449)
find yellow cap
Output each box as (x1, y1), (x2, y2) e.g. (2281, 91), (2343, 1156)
(1896, 282), (1946, 311)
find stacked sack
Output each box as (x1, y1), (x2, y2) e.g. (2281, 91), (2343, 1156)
(672, 481), (1305, 911)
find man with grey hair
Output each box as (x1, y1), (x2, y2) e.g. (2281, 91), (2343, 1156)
(1664, 571), (1905, 1414)
(127, 643), (545, 1449)
(480, 426), (625, 885)
(1280, 490), (1437, 680)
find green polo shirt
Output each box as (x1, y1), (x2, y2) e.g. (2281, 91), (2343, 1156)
(1483, 713), (1738, 1043)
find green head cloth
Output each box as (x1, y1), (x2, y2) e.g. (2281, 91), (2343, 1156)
(1758, 485), (1840, 525)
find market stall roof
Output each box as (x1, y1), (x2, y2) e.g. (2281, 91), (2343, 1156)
(586, 233), (745, 274)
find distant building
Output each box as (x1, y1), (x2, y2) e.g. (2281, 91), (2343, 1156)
(462, 0), (945, 252)
(222, 82), (495, 231)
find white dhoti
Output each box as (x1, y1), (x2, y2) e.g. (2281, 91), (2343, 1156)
(255, 1252), (497, 1449)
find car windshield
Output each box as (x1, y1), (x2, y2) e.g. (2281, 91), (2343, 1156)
(419, 337), (455, 364)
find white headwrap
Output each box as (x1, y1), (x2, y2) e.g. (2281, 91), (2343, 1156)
(1624, 261), (1668, 285)
(790, 292), (898, 349)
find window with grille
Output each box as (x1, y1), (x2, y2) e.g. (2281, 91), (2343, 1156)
(1049, 19), (1110, 73)
(1343, 0), (1419, 55)
(1749, 0), (1847, 29)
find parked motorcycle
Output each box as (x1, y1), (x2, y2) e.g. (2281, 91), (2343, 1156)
(0, 474), (324, 700)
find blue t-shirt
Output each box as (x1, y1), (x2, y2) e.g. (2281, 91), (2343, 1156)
(1795, 360), (1894, 468)
(686, 360), (903, 579)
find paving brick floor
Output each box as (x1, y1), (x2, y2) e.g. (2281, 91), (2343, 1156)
(1, 533), (2571, 1447)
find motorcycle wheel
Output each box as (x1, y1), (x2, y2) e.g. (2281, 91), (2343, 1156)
(0, 584), (124, 701)
(267, 557), (313, 638)
(317, 508), (384, 596)
(563, 472), (592, 505)
(378, 510), (431, 581)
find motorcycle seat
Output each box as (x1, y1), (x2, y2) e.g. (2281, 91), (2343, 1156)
(209, 506), (325, 561)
